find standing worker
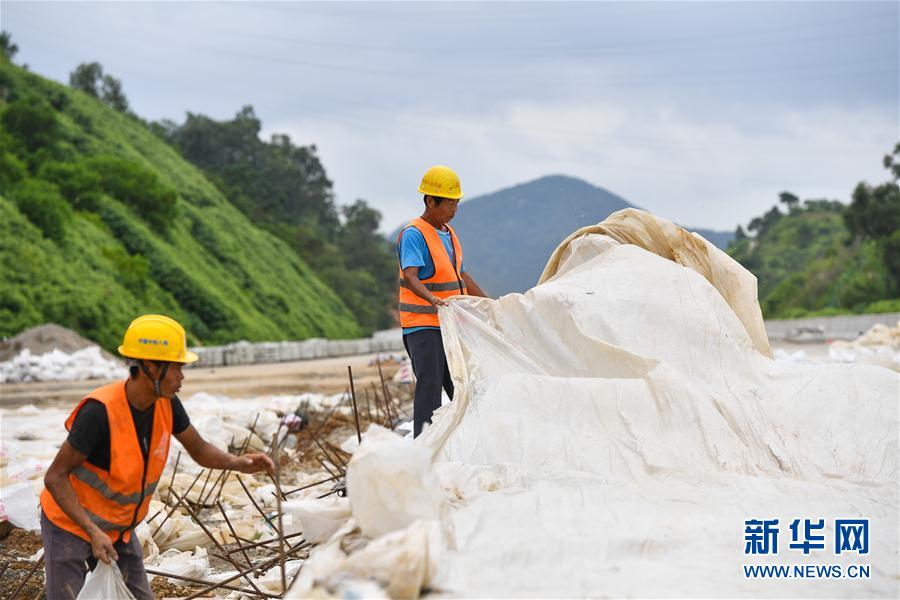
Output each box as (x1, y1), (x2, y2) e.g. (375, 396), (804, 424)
(398, 165), (488, 437)
(40, 314), (274, 600)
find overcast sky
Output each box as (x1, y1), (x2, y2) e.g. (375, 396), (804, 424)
(4, 1), (898, 232)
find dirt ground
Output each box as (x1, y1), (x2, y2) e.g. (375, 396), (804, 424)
(0, 351), (405, 409)
(0, 528), (44, 599)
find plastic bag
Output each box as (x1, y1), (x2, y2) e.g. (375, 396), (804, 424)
(0, 482), (39, 531)
(76, 561), (136, 600)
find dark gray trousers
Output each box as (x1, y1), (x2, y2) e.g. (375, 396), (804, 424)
(403, 329), (454, 437)
(40, 511), (153, 600)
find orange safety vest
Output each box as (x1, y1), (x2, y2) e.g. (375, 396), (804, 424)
(40, 381), (173, 543)
(398, 217), (467, 328)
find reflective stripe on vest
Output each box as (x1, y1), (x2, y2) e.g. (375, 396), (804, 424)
(399, 279), (462, 292)
(397, 218), (467, 328)
(39, 381), (173, 544)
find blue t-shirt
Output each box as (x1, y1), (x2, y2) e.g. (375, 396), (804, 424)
(399, 226), (465, 334)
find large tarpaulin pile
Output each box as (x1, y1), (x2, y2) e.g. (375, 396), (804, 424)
(298, 208), (897, 597)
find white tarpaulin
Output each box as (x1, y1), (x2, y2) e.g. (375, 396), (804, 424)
(294, 210), (898, 598)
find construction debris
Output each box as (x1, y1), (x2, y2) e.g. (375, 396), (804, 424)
(0, 347), (127, 384)
(0, 360), (411, 598)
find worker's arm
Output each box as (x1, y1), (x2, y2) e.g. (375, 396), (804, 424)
(461, 271), (489, 298)
(175, 425), (274, 475)
(402, 266), (450, 307)
(44, 442), (119, 564)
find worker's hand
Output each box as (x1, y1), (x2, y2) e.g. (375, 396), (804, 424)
(89, 530), (118, 564)
(233, 452), (275, 475)
(428, 295), (450, 307)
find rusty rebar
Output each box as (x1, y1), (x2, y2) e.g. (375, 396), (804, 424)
(165, 450), (182, 505)
(317, 457), (339, 479)
(377, 357), (393, 410)
(8, 553), (43, 600)
(301, 401), (340, 451)
(152, 468), (205, 537)
(268, 420), (284, 460)
(347, 365), (362, 444)
(196, 467), (215, 506)
(313, 437), (346, 473)
(283, 473), (342, 496)
(235, 474), (276, 527)
(206, 413), (261, 505)
(145, 568), (277, 597)
(274, 440), (286, 595)
(217, 501), (253, 570)
(372, 382), (393, 426)
(223, 530), (306, 556)
(363, 384), (373, 422)
(183, 538), (310, 600)
(169, 490), (270, 599)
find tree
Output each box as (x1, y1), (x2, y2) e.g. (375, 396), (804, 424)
(165, 106), (397, 331)
(10, 179), (72, 242)
(761, 206), (783, 234)
(69, 62), (129, 112)
(100, 75), (129, 112)
(882, 142), (900, 181)
(0, 31), (18, 61)
(1, 96), (60, 152)
(844, 147), (900, 242)
(747, 217), (764, 236)
(882, 230), (900, 294)
(734, 225), (747, 241)
(69, 62), (103, 97)
(779, 191), (800, 213)
(844, 181), (900, 240)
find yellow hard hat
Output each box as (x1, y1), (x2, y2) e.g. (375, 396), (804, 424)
(418, 165), (464, 200)
(118, 314), (198, 364)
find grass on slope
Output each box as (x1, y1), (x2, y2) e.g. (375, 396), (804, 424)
(0, 62), (359, 350)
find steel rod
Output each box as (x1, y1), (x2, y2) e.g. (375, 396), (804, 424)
(182, 539), (309, 600)
(347, 365), (362, 443)
(275, 441), (286, 595)
(283, 473), (342, 496)
(144, 568), (275, 597)
(169, 490), (270, 599)
(152, 468), (205, 537)
(236, 475), (276, 526)
(8, 553), (43, 600)
(217, 501), (254, 570)
(223, 530), (306, 556)
(165, 450), (182, 506)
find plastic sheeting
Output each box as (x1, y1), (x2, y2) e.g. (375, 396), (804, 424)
(296, 210), (898, 598)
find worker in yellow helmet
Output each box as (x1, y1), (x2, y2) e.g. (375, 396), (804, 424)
(397, 166), (488, 437)
(40, 315), (274, 600)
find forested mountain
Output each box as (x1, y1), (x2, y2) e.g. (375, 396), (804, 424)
(0, 55), (360, 350)
(156, 108), (396, 333)
(727, 149), (900, 318)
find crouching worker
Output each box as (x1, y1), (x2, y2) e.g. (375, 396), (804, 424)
(40, 314), (274, 600)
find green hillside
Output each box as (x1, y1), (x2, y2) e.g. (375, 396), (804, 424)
(0, 60), (360, 351)
(728, 160), (900, 319)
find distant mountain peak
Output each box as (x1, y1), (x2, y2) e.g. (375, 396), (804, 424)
(391, 174), (734, 296)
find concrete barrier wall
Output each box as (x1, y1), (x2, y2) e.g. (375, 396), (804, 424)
(189, 312), (899, 367)
(765, 313), (900, 341)
(189, 328), (404, 368)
